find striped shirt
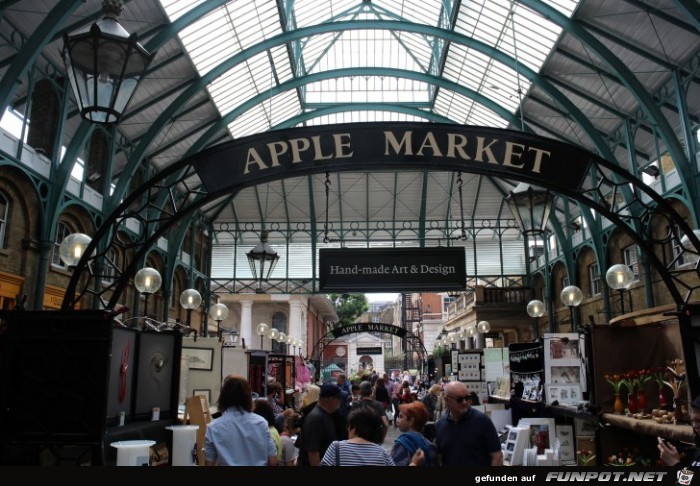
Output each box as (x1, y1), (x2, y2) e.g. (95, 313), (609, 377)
(320, 440), (395, 466)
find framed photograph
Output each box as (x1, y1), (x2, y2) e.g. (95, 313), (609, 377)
(182, 347), (214, 371)
(193, 389), (211, 404)
(574, 418), (597, 436)
(543, 333), (584, 392)
(545, 383), (581, 405)
(555, 425), (575, 462)
(517, 418), (556, 455)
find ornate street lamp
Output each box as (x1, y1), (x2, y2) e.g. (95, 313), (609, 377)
(505, 182), (555, 236)
(526, 299), (545, 339)
(210, 302), (229, 341)
(62, 0), (154, 124)
(134, 267), (161, 319)
(58, 233), (92, 266)
(605, 264), (634, 314)
(179, 288), (202, 329)
(247, 230), (279, 293)
(256, 322), (270, 349)
(561, 285), (583, 331)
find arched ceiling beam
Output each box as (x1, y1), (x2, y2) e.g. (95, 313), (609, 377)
(46, 16), (651, 245)
(672, 0), (700, 32)
(520, 0), (693, 206)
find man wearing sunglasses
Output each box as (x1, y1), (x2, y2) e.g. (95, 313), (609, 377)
(434, 381), (503, 466)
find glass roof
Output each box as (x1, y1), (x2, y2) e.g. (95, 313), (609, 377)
(158, 0), (580, 137)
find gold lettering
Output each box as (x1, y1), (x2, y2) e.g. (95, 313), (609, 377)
(528, 147), (550, 174)
(289, 138), (311, 163)
(446, 133), (470, 159)
(311, 135), (333, 160)
(384, 131), (413, 155)
(243, 147), (269, 174)
(334, 133), (353, 158)
(416, 132), (443, 157)
(474, 137), (499, 164)
(502, 141), (526, 169)
(267, 141), (288, 167)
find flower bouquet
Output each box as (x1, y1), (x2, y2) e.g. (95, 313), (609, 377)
(620, 370), (638, 395)
(607, 448), (651, 466)
(577, 449), (596, 466)
(604, 373), (626, 394)
(664, 358), (687, 399)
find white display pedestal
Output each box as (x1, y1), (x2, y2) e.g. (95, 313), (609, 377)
(111, 439), (156, 466)
(166, 425), (199, 466)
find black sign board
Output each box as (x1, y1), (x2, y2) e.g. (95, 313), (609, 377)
(356, 347), (383, 355)
(331, 323), (406, 338)
(319, 247), (466, 292)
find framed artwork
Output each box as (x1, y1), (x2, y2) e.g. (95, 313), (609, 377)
(543, 333), (584, 392)
(182, 347), (214, 371)
(574, 418), (597, 436)
(193, 389), (211, 404)
(517, 418), (556, 455)
(546, 384), (581, 405)
(555, 425), (575, 462)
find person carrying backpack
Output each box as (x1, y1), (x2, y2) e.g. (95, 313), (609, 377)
(390, 401), (439, 466)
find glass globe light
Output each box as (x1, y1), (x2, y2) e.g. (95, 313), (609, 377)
(447, 332), (456, 343)
(605, 264), (634, 290)
(134, 267), (162, 294)
(477, 321), (491, 333)
(526, 299), (545, 318)
(466, 325), (477, 337)
(256, 322), (269, 336)
(458, 329), (466, 340)
(267, 327), (279, 340)
(59, 233), (92, 266)
(560, 285), (583, 307)
(180, 289), (202, 310)
(210, 302), (228, 321)
(277, 332), (287, 343)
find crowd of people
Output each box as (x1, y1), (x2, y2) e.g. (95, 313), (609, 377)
(203, 370), (503, 466)
(203, 369), (700, 467)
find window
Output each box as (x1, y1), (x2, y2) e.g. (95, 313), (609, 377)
(622, 245), (640, 282)
(672, 224), (693, 268)
(102, 247), (117, 286)
(271, 311), (288, 354)
(51, 221), (73, 267)
(588, 263), (601, 296)
(0, 191), (7, 248)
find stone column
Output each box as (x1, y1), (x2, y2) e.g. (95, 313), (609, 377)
(289, 299), (303, 341)
(241, 299), (253, 349)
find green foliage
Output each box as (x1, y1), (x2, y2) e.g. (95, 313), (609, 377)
(432, 346), (451, 360)
(383, 352), (407, 371)
(329, 293), (369, 327)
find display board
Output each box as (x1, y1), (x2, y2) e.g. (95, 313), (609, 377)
(508, 342), (544, 401)
(543, 333), (584, 405)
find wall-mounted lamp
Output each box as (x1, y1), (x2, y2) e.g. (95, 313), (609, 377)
(62, 0), (154, 124)
(210, 302), (229, 341)
(247, 230), (279, 293)
(605, 264), (634, 314)
(560, 285), (583, 331)
(134, 267), (161, 319)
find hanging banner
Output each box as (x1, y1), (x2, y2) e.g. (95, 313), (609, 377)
(319, 247), (466, 292)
